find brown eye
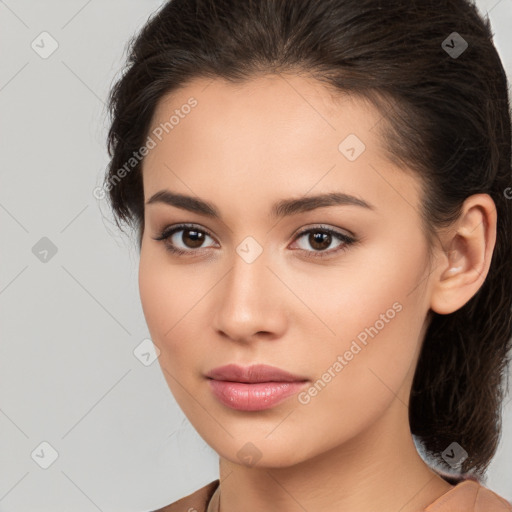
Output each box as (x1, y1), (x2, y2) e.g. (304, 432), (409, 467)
(291, 225), (356, 259)
(307, 231), (332, 251)
(153, 224), (217, 256)
(180, 229), (205, 249)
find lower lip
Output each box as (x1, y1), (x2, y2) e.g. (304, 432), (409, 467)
(208, 379), (308, 411)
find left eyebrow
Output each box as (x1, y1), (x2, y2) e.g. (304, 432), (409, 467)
(145, 190), (376, 219)
(271, 192), (376, 219)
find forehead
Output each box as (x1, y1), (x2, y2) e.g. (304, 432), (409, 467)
(142, 74), (422, 218)
(147, 73), (382, 149)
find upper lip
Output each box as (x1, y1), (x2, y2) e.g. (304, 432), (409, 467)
(206, 364), (308, 383)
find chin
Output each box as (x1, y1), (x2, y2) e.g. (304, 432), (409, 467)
(204, 432), (314, 469)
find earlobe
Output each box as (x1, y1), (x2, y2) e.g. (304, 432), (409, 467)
(429, 194), (497, 316)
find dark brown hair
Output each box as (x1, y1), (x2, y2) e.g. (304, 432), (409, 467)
(103, 0), (512, 477)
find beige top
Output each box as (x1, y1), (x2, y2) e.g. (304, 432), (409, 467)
(153, 478), (512, 512)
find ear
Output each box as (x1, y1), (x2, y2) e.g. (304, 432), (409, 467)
(429, 194), (497, 315)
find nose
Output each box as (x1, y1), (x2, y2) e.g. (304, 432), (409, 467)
(212, 246), (288, 344)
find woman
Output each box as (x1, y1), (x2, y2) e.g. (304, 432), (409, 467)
(102, 0), (512, 510)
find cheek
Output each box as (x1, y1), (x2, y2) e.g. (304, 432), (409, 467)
(138, 247), (185, 351)
(138, 257), (169, 340)
(138, 245), (207, 377)
(290, 298), (421, 453)
(296, 242), (427, 389)
(323, 226), (428, 341)
(138, 255), (194, 409)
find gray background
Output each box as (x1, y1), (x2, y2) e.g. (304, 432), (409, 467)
(1, 1), (511, 510)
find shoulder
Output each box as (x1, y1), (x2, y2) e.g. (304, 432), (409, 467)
(426, 479), (512, 512)
(151, 480), (220, 512)
(473, 484), (512, 512)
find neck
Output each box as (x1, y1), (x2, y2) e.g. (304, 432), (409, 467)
(216, 397), (453, 512)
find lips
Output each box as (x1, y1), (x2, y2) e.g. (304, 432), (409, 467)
(206, 363), (308, 383)
(206, 364), (309, 411)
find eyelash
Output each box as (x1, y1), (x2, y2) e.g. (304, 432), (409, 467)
(152, 223), (356, 260)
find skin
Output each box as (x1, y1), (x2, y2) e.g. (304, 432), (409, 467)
(138, 73), (497, 512)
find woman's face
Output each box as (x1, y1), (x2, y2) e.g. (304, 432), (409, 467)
(139, 74), (438, 468)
